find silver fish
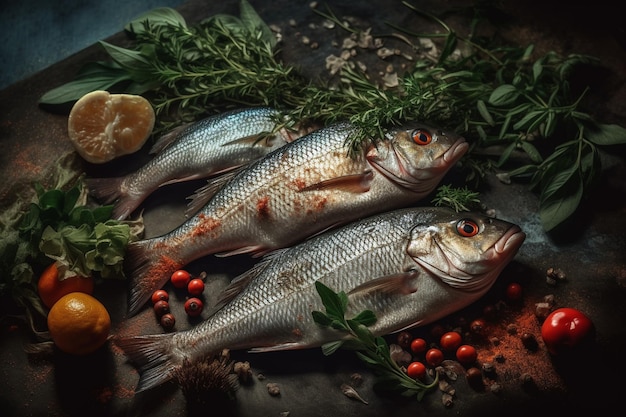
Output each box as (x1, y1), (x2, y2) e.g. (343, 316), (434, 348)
(114, 207), (526, 392)
(85, 107), (311, 220)
(125, 122), (468, 315)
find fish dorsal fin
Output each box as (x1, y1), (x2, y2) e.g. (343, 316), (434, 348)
(149, 123), (192, 154)
(347, 270), (419, 298)
(185, 167), (245, 216)
(301, 170), (373, 193)
(209, 252), (281, 314)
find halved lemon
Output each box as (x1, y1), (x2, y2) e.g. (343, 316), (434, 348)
(67, 90), (155, 164)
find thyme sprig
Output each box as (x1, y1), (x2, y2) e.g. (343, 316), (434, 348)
(312, 281), (438, 401)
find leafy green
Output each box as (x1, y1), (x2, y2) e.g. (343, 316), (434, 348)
(312, 281), (438, 401)
(38, 0), (626, 231)
(1, 175), (143, 334)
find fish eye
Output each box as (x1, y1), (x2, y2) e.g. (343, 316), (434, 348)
(456, 219), (479, 237)
(412, 129), (433, 145)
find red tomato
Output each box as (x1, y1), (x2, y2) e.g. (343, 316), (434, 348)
(425, 348), (444, 367)
(151, 289), (169, 304)
(541, 307), (594, 355)
(410, 338), (427, 354)
(185, 297), (204, 317)
(456, 344), (478, 365)
(440, 331), (462, 352)
(406, 361), (426, 379)
(187, 278), (205, 296)
(171, 270), (192, 289)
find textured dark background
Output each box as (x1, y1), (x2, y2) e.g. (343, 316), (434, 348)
(1, 1), (625, 416)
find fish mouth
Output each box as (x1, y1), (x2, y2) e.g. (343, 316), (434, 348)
(491, 225), (526, 260)
(436, 138), (469, 169)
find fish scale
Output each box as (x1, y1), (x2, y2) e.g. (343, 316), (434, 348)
(125, 120), (469, 315)
(115, 207), (526, 393)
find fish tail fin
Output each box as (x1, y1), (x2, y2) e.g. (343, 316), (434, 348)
(125, 239), (184, 316)
(84, 176), (137, 220)
(114, 333), (180, 392)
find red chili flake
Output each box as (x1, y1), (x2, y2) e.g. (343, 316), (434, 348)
(190, 214), (221, 237)
(257, 196), (271, 217)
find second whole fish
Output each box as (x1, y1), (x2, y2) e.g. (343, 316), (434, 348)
(125, 121), (469, 315)
(114, 206), (526, 392)
(85, 107), (313, 220)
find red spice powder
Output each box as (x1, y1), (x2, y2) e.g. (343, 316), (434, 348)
(256, 196), (270, 218)
(190, 213), (221, 237)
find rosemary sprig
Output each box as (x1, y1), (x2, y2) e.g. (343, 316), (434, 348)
(312, 281), (438, 401)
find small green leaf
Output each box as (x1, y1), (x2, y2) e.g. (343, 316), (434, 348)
(39, 62), (134, 105)
(539, 165), (583, 231)
(239, 0), (276, 48)
(488, 84), (518, 106)
(321, 340), (344, 356)
(125, 7), (187, 34)
(585, 123), (626, 145)
(476, 100), (494, 126)
(519, 140), (543, 163)
(312, 310), (333, 326)
(314, 281), (346, 319)
(352, 309), (377, 327)
(99, 41), (153, 72)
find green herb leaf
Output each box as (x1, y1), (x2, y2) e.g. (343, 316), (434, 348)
(125, 7), (187, 34)
(585, 123), (626, 146)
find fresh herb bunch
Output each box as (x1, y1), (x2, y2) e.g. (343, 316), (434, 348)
(0, 178), (143, 326)
(312, 281), (438, 401)
(39, 0), (626, 231)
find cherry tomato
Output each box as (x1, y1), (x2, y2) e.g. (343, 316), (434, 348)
(425, 348), (444, 367)
(151, 289), (169, 304)
(440, 331), (462, 352)
(171, 269), (192, 289)
(541, 307), (594, 355)
(153, 300), (170, 317)
(505, 282), (522, 302)
(406, 361), (426, 379)
(456, 344), (478, 365)
(184, 297), (204, 317)
(187, 278), (205, 296)
(410, 338), (427, 354)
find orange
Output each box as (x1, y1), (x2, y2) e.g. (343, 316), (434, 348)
(67, 90), (155, 163)
(37, 262), (95, 309)
(47, 292), (111, 355)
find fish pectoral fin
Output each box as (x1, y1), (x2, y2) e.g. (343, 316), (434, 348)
(185, 168), (244, 216)
(249, 342), (310, 353)
(149, 123), (191, 154)
(300, 170), (373, 193)
(348, 270), (419, 297)
(211, 259), (274, 312)
(214, 245), (270, 258)
(222, 132), (272, 147)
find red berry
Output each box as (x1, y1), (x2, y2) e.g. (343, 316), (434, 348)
(184, 297), (204, 317)
(151, 289), (169, 304)
(160, 313), (176, 330)
(187, 278), (205, 296)
(425, 348), (444, 367)
(406, 361), (426, 379)
(541, 307), (594, 355)
(440, 331), (462, 352)
(153, 300), (170, 317)
(456, 344), (478, 365)
(171, 269), (192, 289)
(410, 338), (427, 354)
(506, 282), (522, 302)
